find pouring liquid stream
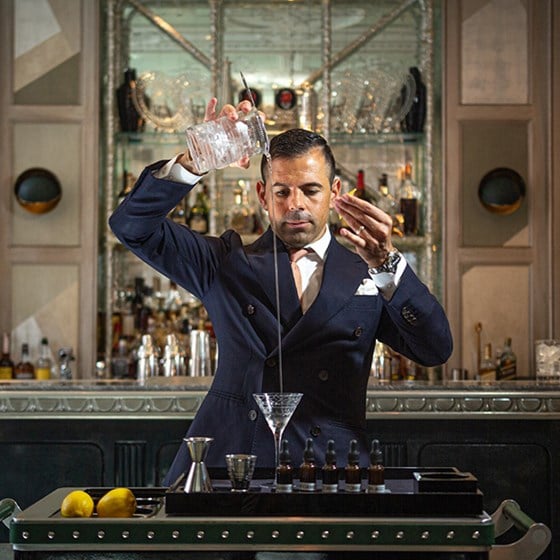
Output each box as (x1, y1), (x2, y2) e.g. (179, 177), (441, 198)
(240, 71), (285, 395)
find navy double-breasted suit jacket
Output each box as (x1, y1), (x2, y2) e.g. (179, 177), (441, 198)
(109, 162), (453, 485)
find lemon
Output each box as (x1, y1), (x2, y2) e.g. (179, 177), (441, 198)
(96, 487), (136, 518)
(60, 490), (94, 518)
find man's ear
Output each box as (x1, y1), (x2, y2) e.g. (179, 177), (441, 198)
(330, 176), (342, 207)
(256, 180), (268, 211)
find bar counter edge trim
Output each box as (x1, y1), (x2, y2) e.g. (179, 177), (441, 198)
(1, 388), (559, 419)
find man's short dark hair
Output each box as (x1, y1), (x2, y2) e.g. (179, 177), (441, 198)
(260, 129), (336, 185)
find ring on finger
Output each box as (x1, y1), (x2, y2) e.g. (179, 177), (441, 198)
(356, 225), (366, 236)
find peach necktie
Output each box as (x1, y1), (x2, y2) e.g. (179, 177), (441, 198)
(289, 248), (310, 304)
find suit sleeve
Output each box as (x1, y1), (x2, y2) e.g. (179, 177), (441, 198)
(108, 161), (226, 300)
(375, 265), (453, 366)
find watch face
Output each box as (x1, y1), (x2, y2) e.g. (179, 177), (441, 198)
(275, 88), (297, 110)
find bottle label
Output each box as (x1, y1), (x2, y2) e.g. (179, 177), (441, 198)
(275, 483), (293, 493)
(0, 366), (13, 380)
(345, 483), (361, 493)
(35, 367), (51, 380)
(14, 371), (34, 380)
(299, 481), (316, 492)
(367, 484), (387, 493)
(189, 215), (208, 233)
(322, 483), (338, 493)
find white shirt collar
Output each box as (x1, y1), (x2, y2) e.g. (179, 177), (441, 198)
(304, 226), (331, 261)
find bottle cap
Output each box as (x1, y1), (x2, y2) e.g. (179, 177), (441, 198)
(347, 439), (359, 465)
(325, 439), (336, 465)
(303, 438), (315, 462)
(370, 439), (383, 465)
(279, 439), (291, 465)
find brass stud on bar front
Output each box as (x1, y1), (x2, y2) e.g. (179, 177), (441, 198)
(446, 531), (455, 540)
(147, 531), (155, 540)
(321, 530), (330, 539)
(421, 531), (430, 539)
(97, 531), (105, 540)
(371, 530), (380, 539)
(196, 530), (205, 540)
(221, 530), (230, 539)
(396, 531), (404, 540)
(472, 530), (480, 539)
(346, 531), (355, 540)
(296, 531), (305, 540)
(246, 531), (255, 540)
(47, 531), (55, 540)
(72, 531), (80, 540)
(172, 530), (180, 539)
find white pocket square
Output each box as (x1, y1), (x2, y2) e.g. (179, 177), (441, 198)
(354, 278), (379, 296)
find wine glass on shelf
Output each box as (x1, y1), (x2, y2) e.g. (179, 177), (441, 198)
(253, 392), (303, 482)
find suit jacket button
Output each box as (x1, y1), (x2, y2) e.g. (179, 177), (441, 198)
(318, 370), (329, 381)
(246, 304), (256, 316)
(266, 357), (277, 368)
(248, 409), (258, 421)
(310, 426), (321, 437)
(353, 326), (363, 338)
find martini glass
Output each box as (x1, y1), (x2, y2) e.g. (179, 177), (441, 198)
(253, 392), (303, 482)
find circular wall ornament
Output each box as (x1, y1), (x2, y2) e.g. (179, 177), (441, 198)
(14, 168), (62, 214)
(478, 167), (526, 215)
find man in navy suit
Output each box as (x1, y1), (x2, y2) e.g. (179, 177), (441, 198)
(110, 98), (452, 486)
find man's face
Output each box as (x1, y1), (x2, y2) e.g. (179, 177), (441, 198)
(256, 147), (341, 248)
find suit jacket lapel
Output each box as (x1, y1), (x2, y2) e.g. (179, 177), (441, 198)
(281, 237), (367, 349)
(246, 229), (302, 331)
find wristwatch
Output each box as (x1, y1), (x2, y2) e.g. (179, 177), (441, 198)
(369, 250), (401, 275)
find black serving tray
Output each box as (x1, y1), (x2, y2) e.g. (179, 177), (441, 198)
(165, 467), (483, 518)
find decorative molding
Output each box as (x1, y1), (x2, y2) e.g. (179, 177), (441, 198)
(1, 386), (560, 420)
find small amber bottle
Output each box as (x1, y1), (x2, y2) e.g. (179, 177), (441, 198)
(321, 440), (338, 493)
(276, 439), (293, 493)
(299, 438), (317, 492)
(344, 439), (362, 493)
(367, 439), (386, 493)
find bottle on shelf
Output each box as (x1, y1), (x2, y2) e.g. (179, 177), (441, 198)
(116, 68), (144, 133)
(354, 169), (373, 203)
(299, 438), (317, 492)
(478, 343), (496, 381)
(401, 67), (427, 134)
(344, 439), (362, 493)
(398, 162), (421, 235)
(498, 338), (517, 380)
(188, 187), (210, 234)
(111, 337), (133, 379)
(0, 332), (14, 380)
(35, 337), (53, 381)
(367, 439), (386, 493)
(321, 440), (338, 493)
(276, 439), (293, 493)
(227, 181), (256, 235)
(14, 343), (35, 380)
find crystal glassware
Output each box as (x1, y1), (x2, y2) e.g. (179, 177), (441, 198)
(252, 392), (303, 480)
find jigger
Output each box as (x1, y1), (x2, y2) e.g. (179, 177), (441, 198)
(184, 437), (214, 493)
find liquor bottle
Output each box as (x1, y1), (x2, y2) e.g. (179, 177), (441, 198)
(402, 67), (427, 133)
(367, 439), (386, 493)
(344, 439), (362, 493)
(0, 332), (14, 380)
(116, 68), (144, 132)
(227, 182), (255, 235)
(478, 343), (496, 381)
(498, 338), (517, 380)
(111, 337), (132, 379)
(321, 440), (338, 493)
(14, 343), (35, 380)
(355, 169), (371, 202)
(299, 438), (317, 492)
(276, 439), (293, 493)
(35, 337), (53, 381)
(398, 162), (421, 235)
(188, 189), (209, 234)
